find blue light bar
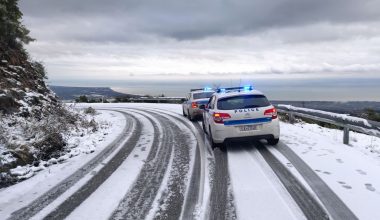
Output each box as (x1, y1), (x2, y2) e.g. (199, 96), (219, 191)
(243, 85), (253, 91)
(204, 87), (212, 91)
(216, 86), (253, 93)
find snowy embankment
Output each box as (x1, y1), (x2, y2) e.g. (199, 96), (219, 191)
(280, 121), (380, 220)
(0, 110), (126, 218)
(1, 110), (122, 181)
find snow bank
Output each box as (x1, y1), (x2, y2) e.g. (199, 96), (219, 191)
(0, 109), (121, 184)
(282, 121), (380, 163)
(280, 121), (380, 219)
(0, 110), (126, 219)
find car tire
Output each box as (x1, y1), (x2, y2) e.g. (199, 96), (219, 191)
(182, 108), (187, 117)
(267, 138), (279, 146)
(202, 119), (207, 134)
(209, 126), (220, 150)
(187, 110), (194, 121)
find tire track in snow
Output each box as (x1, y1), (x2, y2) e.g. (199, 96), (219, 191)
(152, 106), (231, 220)
(110, 110), (184, 220)
(181, 122), (203, 219)
(146, 108), (206, 219)
(209, 146), (229, 220)
(273, 141), (358, 220)
(149, 112), (192, 220)
(41, 111), (143, 220)
(254, 141), (330, 220)
(9, 111), (137, 220)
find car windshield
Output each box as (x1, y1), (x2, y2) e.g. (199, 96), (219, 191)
(193, 92), (214, 99)
(217, 95), (270, 110)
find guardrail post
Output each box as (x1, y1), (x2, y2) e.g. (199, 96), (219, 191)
(343, 127), (350, 145)
(289, 112), (295, 124)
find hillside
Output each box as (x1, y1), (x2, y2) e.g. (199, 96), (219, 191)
(0, 0), (97, 187)
(49, 85), (131, 100)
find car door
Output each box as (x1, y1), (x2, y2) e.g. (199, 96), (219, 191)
(205, 96), (216, 128)
(184, 93), (191, 112)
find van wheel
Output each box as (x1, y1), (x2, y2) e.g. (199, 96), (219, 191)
(267, 138), (279, 146)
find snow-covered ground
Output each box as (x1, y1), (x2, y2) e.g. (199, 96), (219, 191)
(2, 110), (123, 180)
(34, 110), (153, 220)
(0, 144), (15, 166)
(228, 147), (306, 219)
(74, 103), (380, 219)
(280, 121), (380, 219)
(0, 110), (126, 219)
(1, 103), (380, 219)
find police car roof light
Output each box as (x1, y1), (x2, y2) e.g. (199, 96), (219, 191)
(216, 86), (253, 93)
(243, 85), (253, 91)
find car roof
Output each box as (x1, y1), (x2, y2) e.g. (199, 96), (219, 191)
(191, 90), (215, 94)
(214, 89), (264, 99)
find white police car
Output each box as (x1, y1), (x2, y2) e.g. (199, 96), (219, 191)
(183, 88), (215, 121)
(201, 86), (280, 148)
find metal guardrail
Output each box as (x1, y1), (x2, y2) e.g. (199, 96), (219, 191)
(276, 105), (380, 145)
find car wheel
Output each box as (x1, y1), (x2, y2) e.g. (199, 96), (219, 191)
(267, 138), (279, 146)
(187, 110), (193, 121)
(209, 126), (219, 150)
(182, 108), (187, 117)
(202, 119), (207, 134)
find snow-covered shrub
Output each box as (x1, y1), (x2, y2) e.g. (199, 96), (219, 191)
(84, 106), (96, 115)
(0, 105), (99, 185)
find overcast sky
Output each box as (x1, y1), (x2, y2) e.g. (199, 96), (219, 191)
(19, 0), (380, 82)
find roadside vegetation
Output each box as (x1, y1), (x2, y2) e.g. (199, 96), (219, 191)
(0, 1), (98, 187)
(361, 108), (380, 122)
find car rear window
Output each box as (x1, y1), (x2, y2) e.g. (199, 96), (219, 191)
(193, 92), (214, 99)
(217, 95), (270, 110)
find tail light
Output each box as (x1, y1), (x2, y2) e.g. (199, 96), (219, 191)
(213, 112), (231, 124)
(264, 108), (278, 119)
(191, 102), (198, 108)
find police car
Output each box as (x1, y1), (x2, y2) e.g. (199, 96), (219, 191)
(201, 86), (280, 148)
(183, 88), (215, 121)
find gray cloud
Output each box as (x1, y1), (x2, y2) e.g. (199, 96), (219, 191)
(20, 0), (380, 42)
(18, 0), (380, 81)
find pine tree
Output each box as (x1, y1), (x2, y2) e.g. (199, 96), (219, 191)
(0, 0), (34, 49)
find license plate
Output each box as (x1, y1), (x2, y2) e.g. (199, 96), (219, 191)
(238, 125), (258, 131)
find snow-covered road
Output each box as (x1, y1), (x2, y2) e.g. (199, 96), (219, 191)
(1, 103), (380, 220)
